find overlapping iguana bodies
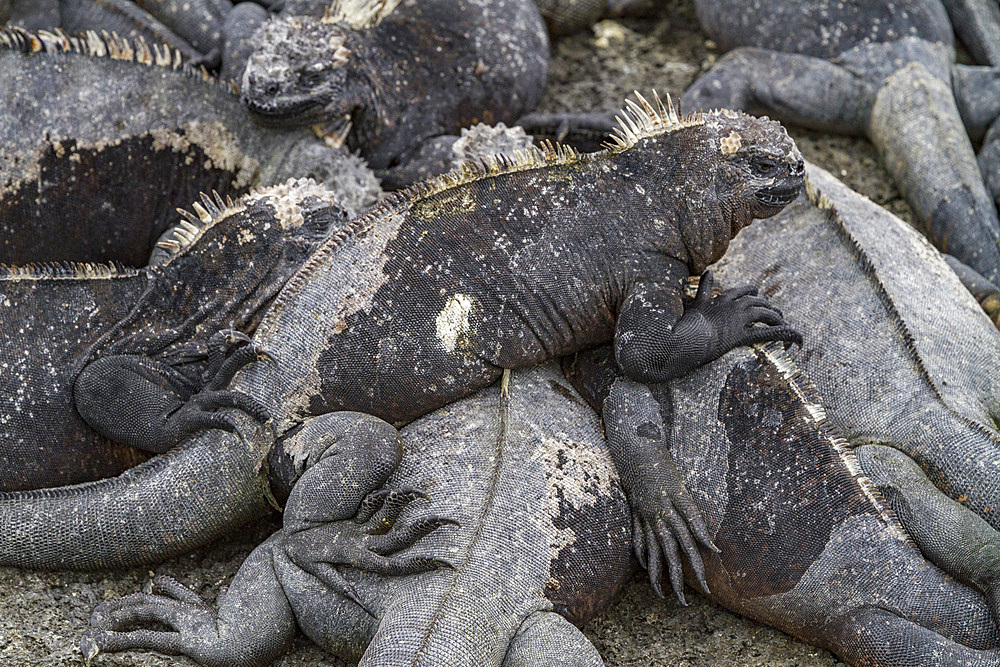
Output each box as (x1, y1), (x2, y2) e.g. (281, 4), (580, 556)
(0, 27), (378, 267)
(0, 179), (357, 493)
(682, 0), (1000, 285)
(565, 341), (1000, 667)
(240, 0), (551, 185)
(85, 351), (1000, 666)
(82, 364), (636, 666)
(0, 93), (804, 570)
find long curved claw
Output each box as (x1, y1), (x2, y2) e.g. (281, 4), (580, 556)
(367, 516), (460, 556)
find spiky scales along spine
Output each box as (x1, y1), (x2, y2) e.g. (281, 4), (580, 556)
(0, 26), (207, 78)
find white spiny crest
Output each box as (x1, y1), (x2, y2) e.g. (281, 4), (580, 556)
(0, 260), (133, 281)
(606, 90), (703, 152)
(157, 192), (244, 259)
(323, 0), (402, 29)
(2, 26), (189, 72)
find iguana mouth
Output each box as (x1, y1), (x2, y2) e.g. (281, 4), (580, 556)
(243, 94), (328, 126)
(755, 183), (801, 207)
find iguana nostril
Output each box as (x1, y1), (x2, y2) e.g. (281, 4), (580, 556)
(265, 82), (280, 96)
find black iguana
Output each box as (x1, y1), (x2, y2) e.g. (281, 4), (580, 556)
(681, 0), (1000, 285)
(0, 179), (354, 492)
(0, 27), (378, 267)
(84, 350), (1000, 666)
(0, 93), (804, 570)
(239, 0), (551, 185)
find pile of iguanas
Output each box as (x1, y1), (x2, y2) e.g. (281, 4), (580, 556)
(3, 1), (1000, 665)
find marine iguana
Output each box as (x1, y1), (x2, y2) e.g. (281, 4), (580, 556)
(239, 0), (551, 184)
(0, 27), (378, 266)
(0, 93), (804, 570)
(84, 353), (1000, 666)
(705, 163), (1000, 539)
(565, 342), (1000, 667)
(81, 364), (634, 666)
(0, 179), (357, 492)
(681, 0), (1000, 284)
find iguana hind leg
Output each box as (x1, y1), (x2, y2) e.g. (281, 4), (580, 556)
(857, 444), (1000, 627)
(74, 331), (272, 454)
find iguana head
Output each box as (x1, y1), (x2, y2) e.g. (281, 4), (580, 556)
(704, 109), (805, 227)
(608, 93), (803, 271)
(241, 15), (365, 128)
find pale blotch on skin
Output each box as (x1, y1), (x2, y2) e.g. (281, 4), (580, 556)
(720, 130), (742, 154)
(435, 293), (475, 352)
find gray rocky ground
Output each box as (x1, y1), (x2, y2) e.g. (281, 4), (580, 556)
(3, 0), (937, 664)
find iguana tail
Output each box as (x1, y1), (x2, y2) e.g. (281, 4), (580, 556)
(0, 429), (270, 570)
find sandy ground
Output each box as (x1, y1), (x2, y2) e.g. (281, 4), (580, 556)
(2, 1), (919, 664)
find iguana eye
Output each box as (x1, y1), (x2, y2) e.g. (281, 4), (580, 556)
(751, 157), (780, 177)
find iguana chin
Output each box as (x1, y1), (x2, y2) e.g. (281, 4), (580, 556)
(240, 0), (550, 177)
(5, 92), (804, 576)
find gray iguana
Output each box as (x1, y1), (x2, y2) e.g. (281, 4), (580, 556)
(0, 179), (358, 492)
(702, 163), (1000, 538)
(0, 93), (804, 570)
(0, 27), (378, 267)
(565, 341), (1000, 667)
(82, 364), (634, 666)
(239, 0), (551, 185)
(681, 0), (1000, 285)
(84, 351), (1000, 666)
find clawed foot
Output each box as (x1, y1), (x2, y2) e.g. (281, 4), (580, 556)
(630, 469), (718, 605)
(690, 270), (802, 352)
(162, 329), (277, 442)
(285, 486), (457, 612)
(82, 575), (224, 664)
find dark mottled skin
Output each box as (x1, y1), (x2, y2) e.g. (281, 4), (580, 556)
(683, 0), (1000, 285)
(0, 181), (348, 492)
(0, 28), (378, 267)
(0, 100), (803, 570)
(566, 342), (1000, 666)
(84, 364), (634, 666)
(241, 0), (550, 177)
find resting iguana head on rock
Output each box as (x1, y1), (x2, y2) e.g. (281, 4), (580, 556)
(0, 93), (803, 571)
(682, 0), (1000, 290)
(0, 27), (378, 266)
(240, 0), (550, 175)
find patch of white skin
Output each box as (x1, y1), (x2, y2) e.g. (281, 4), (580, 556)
(435, 293), (474, 352)
(531, 435), (619, 559)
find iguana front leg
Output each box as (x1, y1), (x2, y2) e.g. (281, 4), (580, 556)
(74, 329), (272, 453)
(614, 270), (801, 384)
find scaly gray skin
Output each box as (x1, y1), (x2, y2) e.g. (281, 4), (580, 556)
(86, 351), (1000, 666)
(0, 27), (379, 267)
(0, 96), (803, 570)
(83, 364), (635, 666)
(704, 163), (1000, 542)
(565, 342), (1000, 667)
(0, 179), (357, 493)
(682, 0), (1000, 285)
(240, 0), (550, 183)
